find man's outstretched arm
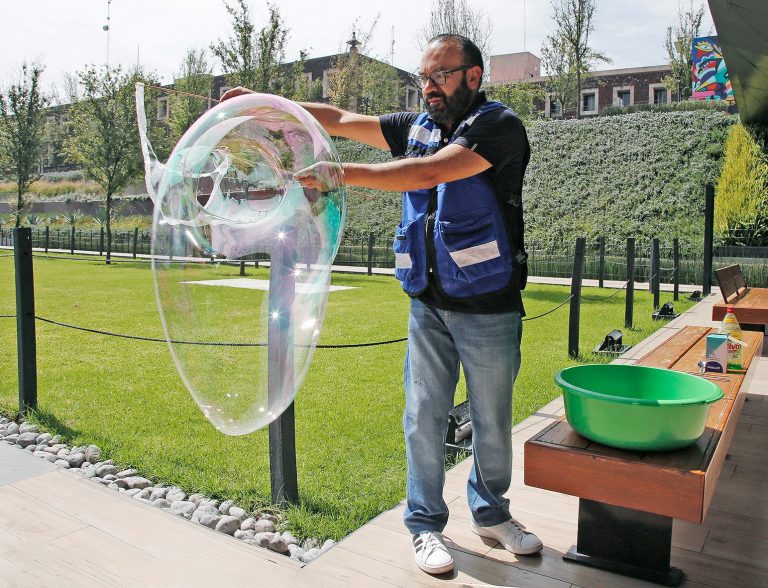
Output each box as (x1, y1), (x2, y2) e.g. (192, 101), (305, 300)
(295, 144), (491, 192)
(219, 87), (388, 150)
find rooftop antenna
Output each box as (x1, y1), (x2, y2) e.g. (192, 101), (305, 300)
(390, 25), (395, 65)
(103, 0), (112, 66)
(523, 0), (527, 52)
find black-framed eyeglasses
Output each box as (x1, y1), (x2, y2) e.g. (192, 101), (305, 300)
(413, 65), (472, 88)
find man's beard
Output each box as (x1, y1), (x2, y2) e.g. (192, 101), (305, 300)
(425, 76), (473, 127)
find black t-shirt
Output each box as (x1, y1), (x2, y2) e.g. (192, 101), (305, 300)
(379, 93), (529, 315)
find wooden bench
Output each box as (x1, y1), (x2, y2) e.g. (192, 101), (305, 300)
(524, 325), (763, 586)
(712, 265), (768, 353)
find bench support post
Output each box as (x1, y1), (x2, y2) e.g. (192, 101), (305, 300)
(565, 499), (683, 586)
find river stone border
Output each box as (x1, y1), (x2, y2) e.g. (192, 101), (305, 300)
(0, 415), (335, 564)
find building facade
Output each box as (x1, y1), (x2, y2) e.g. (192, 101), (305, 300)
(489, 52), (675, 118)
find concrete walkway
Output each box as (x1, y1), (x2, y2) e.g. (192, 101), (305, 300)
(2, 293), (765, 586)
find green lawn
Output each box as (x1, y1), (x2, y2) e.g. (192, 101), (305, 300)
(0, 254), (693, 540)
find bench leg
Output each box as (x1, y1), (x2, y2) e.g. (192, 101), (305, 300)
(564, 498), (684, 586)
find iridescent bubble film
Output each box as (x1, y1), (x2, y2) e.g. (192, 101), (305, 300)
(145, 92), (345, 435)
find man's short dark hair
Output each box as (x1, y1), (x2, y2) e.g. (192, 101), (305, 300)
(428, 34), (484, 73)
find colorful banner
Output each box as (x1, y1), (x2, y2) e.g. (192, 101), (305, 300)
(691, 36), (733, 101)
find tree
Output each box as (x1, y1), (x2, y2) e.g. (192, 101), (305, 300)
(0, 62), (49, 227)
(547, 0), (610, 117)
(418, 0), (493, 70)
(663, 1), (706, 101)
(168, 48), (214, 140)
(211, 0), (303, 97)
(485, 82), (546, 123)
(539, 33), (578, 116)
(329, 22), (401, 116)
(64, 65), (166, 263)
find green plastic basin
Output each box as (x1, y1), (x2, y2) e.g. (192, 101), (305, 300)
(555, 364), (723, 451)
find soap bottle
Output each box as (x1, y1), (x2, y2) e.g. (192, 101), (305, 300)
(718, 306), (743, 371)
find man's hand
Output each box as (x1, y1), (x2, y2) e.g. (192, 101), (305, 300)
(220, 86), (254, 101)
(294, 161), (345, 192)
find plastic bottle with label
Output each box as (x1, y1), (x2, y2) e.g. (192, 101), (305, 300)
(718, 306), (743, 371)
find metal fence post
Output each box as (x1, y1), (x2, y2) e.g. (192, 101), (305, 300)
(268, 225), (299, 506)
(367, 232), (374, 276)
(133, 227), (139, 259)
(70, 226), (76, 255)
(569, 237), (586, 359)
(703, 183), (715, 295)
(625, 237), (635, 329)
(673, 238), (680, 302)
(44, 225), (50, 253)
(13, 228), (37, 414)
(651, 238), (660, 309)
(240, 261), (246, 276)
(99, 226), (104, 256)
(598, 237), (605, 288)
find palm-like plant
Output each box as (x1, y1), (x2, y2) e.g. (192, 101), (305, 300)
(24, 213), (46, 225)
(91, 206), (116, 227)
(57, 210), (84, 226)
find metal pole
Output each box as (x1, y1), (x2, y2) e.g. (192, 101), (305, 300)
(70, 226), (76, 256)
(673, 238), (680, 302)
(569, 237), (586, 359)
(239, 261), (246, 276)
(44, 225), (50, 253)
(367, 232), (374, 276)
(99, 226), (104, 256)
(598, 237), (605, 288)
(13, 228), (37, 414)
(268, 226), (298, 505)
(133, 227), (139, 259)
(703, 184), (715, 296)
(625, 238), (635, 329)
(651, 238), (660, 309)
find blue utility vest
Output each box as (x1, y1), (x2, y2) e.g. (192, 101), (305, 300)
(393, 101), (523, 300)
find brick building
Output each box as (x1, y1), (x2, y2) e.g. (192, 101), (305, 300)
(489, 52), (675, 118)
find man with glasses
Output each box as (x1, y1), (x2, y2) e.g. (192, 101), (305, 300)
(223, 33), (539, 576)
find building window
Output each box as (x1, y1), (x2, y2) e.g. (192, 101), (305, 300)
(612, 86), (634, 108)
(649, 83), (669, 105)
(545, 95), (562, 118)
(157, 96), (169, 120)
(406, 86), (420, 110)
(581, 90), (598, 115)
(322, 69), (338, 99)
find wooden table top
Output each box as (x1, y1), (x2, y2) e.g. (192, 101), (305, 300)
(524, 326), (763, 522)
(712, 287), (768, 323)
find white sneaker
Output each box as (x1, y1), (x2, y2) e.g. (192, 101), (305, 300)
(471, 518), (543, 555)
(412, 531), (454, 574)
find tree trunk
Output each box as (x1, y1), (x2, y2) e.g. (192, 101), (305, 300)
(15, 186), (22, 228)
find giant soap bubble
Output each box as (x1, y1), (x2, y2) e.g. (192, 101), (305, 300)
(138, 88), (345, 435)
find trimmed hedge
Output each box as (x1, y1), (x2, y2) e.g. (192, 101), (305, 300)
(523, 110), (735, 250)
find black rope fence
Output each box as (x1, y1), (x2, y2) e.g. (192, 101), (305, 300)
(581, 280), (631, 301)
(522, 294), (573, 321)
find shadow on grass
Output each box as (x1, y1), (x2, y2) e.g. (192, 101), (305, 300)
(28, 408), (82, 443)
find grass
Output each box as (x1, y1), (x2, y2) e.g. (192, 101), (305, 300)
(0, 254), (694, 540)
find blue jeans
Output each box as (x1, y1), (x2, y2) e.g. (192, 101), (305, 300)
(403, 298), (522, 534)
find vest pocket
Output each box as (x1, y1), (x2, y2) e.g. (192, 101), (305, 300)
(393, 219), (427, 294)
(436, 215), (511, 297)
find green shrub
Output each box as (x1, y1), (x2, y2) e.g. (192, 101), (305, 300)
(523, 110), (735, 249)
(602, 99), (730, 117)
(715, 123), (768, 245)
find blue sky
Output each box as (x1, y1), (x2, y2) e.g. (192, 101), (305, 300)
(2, 0), (715, 93)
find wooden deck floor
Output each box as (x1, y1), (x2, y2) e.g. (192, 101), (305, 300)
(1, 293), (767, 587)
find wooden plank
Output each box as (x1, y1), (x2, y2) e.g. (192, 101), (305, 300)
(524, 438), (705, 521)
(634, 325), (709, 368)
(712, 287), (768, 323)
